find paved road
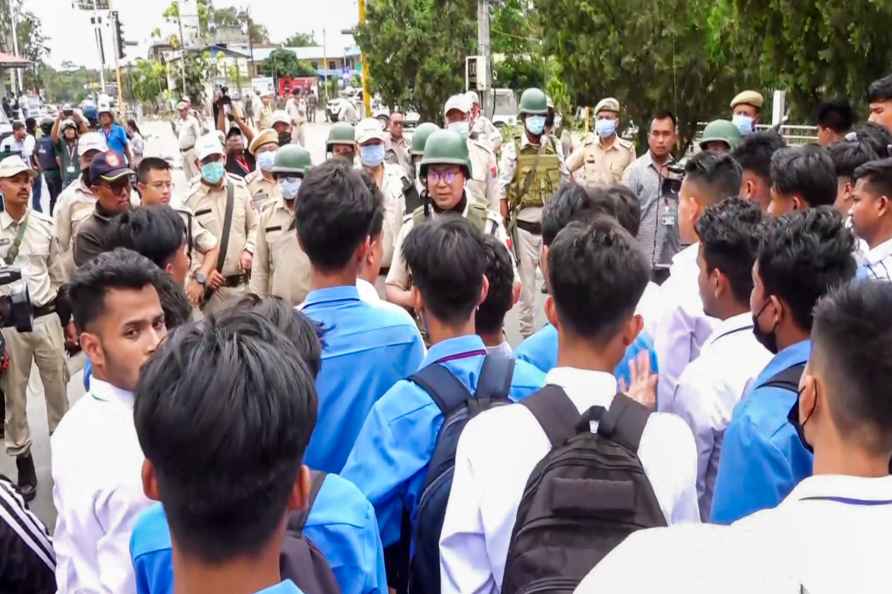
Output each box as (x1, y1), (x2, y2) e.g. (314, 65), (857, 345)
(0, 117), (545, 532)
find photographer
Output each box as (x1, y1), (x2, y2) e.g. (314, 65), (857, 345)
(0, 156), (69, 502)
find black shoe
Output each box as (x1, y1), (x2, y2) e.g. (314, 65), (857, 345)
(16, 454), (37, 502)
(0, 388), (5, 439)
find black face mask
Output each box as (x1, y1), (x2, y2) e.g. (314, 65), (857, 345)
(752, 299), (779, 354)
(278, 132), (291, 147)
(787, 385), (815, 454)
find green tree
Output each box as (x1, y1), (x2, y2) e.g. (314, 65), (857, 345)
(38, 65), (99, 103)
(491, 0), (545, 90)
(262, 49), (316, 78)
(129, 59), (168, 111)
(0, 1), (50, 92)
(284, 32), (318, 47)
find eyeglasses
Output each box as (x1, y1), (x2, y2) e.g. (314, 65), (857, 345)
(427, 169), (460, 185)
(103, 177), (132, 195)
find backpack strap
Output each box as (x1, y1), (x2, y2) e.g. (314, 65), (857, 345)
(474, 353), (515, 400)
(410, 363), (472, 415)
(521, 385), (582, 448)
(290, 471), (327, 536)
(596, 393), (651, 453)
(760, 362), (806, 393)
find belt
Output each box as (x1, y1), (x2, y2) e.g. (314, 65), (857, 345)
(516, 220), (542, 235)
(33, 302), (56, 318)
(222, 273), (249, 288)
(180, 145), (195, 152)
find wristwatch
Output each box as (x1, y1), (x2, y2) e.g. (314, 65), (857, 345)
(194, 271), (208, 286)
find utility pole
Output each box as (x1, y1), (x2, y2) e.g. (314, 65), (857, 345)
(93, 0), (107, 94)
(477, 0), (492, 118)
(322, 28), (328, 102)
(246, 11), (255, 83)
(9, 0), (23, 93)
(357, 0), (371, 117)
(175, 4), (187, 98)
(111, 10), (124, 112)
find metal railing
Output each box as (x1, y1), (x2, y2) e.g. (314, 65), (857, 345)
(694, 122), (819, 146)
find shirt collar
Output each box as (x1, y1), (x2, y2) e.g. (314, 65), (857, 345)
(545, 367), (618, 413)
(355, 278), (380, 302)
(867, 236), (892, 266)
(645, 150), (673, 170)
(707, 312), (754, 345)
(671, 242), (700, 267)
(253, 580), (303, 594)
(89, 377), (135, 408)
(0, 209), (26, 230)
(423, 335), (487, 367)
(755, 339), (811, 387)
(302, 285), (361, 308)
(787, 474), (892, 506)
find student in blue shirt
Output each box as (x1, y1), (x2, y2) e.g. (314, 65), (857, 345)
(341, 217), (545, 550)
(132, 311), (318, 594)
(130, 297), (388, 594)
(97, 107), (133, 165)
(515, 183), (658, 383)
(711, 207), (857, 524)
(295, 159), (425, 472)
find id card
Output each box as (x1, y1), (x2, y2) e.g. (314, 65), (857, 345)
(661, 213), (676, 227)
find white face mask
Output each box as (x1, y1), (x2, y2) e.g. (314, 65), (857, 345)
(256, 150), (277, 171)
(447, 121), (470, 137)
(278, 176), (302, 200)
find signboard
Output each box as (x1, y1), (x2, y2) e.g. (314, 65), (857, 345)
(251, 77), (275, 96)
(75, 0), (110, 9)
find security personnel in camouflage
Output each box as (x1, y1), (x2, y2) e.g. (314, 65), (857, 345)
(499, 87), (568, 337)
(326, 122), (357, 164)
(385, 129), (511, 310)
(249, 145), (313, 306)
(567, 97), (636, 187)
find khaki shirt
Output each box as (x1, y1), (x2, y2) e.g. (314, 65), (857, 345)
(244, 170), (282, 213)
(249, 198), (311, 306)
(467, 139), (501, 212)
(567, 134), (636, 187)
(471, 115), (502, 153)
(0, 210), (65, 308)
(258, 105), (274, 130)
(184, 174), (258, 277)
(385, 134), (414, 180)
(379, 163), (409, 269)
(498, 134), (569, 223)
(170, 203), (218, 255)
(176, 115), (201, 150)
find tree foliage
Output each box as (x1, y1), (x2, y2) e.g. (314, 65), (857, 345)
(129, 58), (168, 108)
(163, 1), (269, 46)
(0, 0), (50, 92)
(261, 49), (316, 78)
(36, 65), (99, 103)
(491, 0), (545, 92)
(284, 32), (318, 47)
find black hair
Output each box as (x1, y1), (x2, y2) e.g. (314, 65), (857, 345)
(867, 73), (892, 103)
(812, 280), (892, 452)
(11, 121), (23, 131)
(547, 218), (649, 344)
(295, 159), (380, 272)
(829, 141), (879, 179)
(815, 99), (855, 134)
(651, 110), (677, 128)
(357, 169), (385, 239)
(231, 295), (323, 379)
(226, 126), (242, 139)
(40, 119), (53, 135)
(154, 272), (192, 330)
(137, 157), (171, 184)
(769, 145), (837, 207)
(24, 117), (35, 133)
(107, 206), (186, 270)
(849, 122), (892, 159)
(127, 118), (142, 136)
(683, 151), (743, 206)
(695, 197), (763, 304)
(731, 131), (786, 184)
(853, 157), (892, 199)
(541, 183), (616, 246)
(604, 184), (641, 237)
(68, 248), (164, 330)
(134, 312), (317, 564)
(475, 235), (514, 335)
(757, 207), (856, 331)
(402, 217), (486, 326)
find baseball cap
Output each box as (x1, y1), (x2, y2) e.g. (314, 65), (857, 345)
(444, 94), (471, 117)
(0, 155), (36, 179)
(196, 133), (225, 161)
(355, 118), (387, 144)
(78, 132), (108, 157)
(271, 110), (291, 127)
(89, 151), (134, 185)
(97, 102), (113, 114)
(249, 129), (278, 155)
(594, 97), (620, 115)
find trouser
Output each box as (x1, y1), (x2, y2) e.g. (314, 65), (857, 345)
(2, 313), (70, 457)
(516, 225), (543, 338)
(43, 170), (63, 215)
(292, 124), (306, 147)
(182, 147), (198, 182)
(202, 283), (249, 315)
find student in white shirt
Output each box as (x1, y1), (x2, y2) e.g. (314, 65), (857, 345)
(439, 217), (699, 594)
(577, 280), (892, 594)
(476, 234), (518, 355)
(850, 157), (892, 281)
(50, 249), (169, 594)
(654, 151), (741, 410)
(671, 197), (772, 519)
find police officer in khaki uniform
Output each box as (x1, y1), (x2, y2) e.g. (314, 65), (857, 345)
(243, 129), (281, 213)
(500, 87), (569, 337)
(257, 91), (275, 130)
(567, 97), (636, 187)
(249, 145), (312, 306)
(184, 134), (258, 314)
(443, 94), (501, 212)
(173, 101), (202, 182)
(730, 89), (764, 137)
(467, 90), (503, 153)
(385, 129), (511, 309)
(0, 155), (69, 501)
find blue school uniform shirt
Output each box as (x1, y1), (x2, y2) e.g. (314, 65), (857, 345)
(514, 323), (659, 384)
(299, 285), (425, 472)
(130, 474), (388, 594)
(102, 124), (129, 157)
(256, 582), (303, 594)
(710, 339), (813, 524)
(340, 334), (546, 547)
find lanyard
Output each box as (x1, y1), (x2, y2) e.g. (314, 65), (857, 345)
(434, 349), (487, 365)
(710, 324), (752, 345)
(4, 213), (29, 266)
(65, 141), (77, 164)
(801, 495), (892, 506)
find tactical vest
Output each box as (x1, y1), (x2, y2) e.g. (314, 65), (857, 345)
(411, 200), (495, 235)
(507, 136), (561, 210)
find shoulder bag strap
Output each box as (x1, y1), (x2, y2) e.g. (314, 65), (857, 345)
(410, 363), (473, 414)
(3, 213), (29, 266)
(290, 471), (328, 535)
(214, 181), (235, 273)
(473, 353), (515, 401)
(760, 362), (806, 393)
(597, 393), (651, 452)
(521, 384), (581, 448)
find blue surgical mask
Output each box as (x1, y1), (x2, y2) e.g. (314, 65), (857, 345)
(360, 144), (386, 167)
(448, 121), (470, 138)
(596, 117), (617, 138)
(256, 150), (277, 171)
(525, 115), (546, 136)
(733, 114), (754, 136)
(201, 161), (226, 185)
(278, 176), (302, 201)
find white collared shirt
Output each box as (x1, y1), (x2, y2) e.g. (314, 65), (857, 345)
(51, 378), (151, 594)
(439, 366), (699, 594)
(654, 243), (720, 410)
(863, 236), (892, 281)
(670, 312), (772, 519)
(577, 474), (892, 594)
(635, 280), (664, 337)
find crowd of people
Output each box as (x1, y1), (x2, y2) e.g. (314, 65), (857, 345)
(1, 70), (892, 594)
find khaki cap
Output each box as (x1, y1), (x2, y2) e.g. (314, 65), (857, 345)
(730, 90), (764, 110)
(249, 129), (279, 156)
(0, 155), (36, 179)
(594, 97), (620, 115)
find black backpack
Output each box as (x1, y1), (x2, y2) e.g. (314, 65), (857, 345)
(501, 385), (667, 594)
(406, 353), (516, 594)
(280, 471), (342, 594)
(761, 362), (806, 393)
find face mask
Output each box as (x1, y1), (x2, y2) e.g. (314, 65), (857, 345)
(360, 144), (386, 168)
(201, 161), (226, 185)
(525, 115), (546, 136)
(787, 387), (815, 454)
(447, 121), (470, 138)
(733, 114), (754, 136)
(752, 299), (779, 355)
(278, 132), (292, 147)
(278, 176), (302, 201)
(256, 150), (277, 171)
(596, 117), (618, 138)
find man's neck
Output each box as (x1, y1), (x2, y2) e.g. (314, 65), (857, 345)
(261, 170), (275, 182)
(555, 333), (620, 373)
(426, 315), (476, 346)
(365, 163), (384, 185)
(90, 370), (132, 394)
(599, 134), (616, 148)
(201, 179), (224, 190)
(867, 227), (892, 251)
(478, 329), (504, 348)
(5, 202), (27, 222)
(650, 150), (670, 165)
(716, 300), (749, 322)
(310, 267), (358, 291)
(173, 546), (281, 594)
(775, 324), (810, 353)
(813, 437), (891, 478)
(525, 131), (542, 145)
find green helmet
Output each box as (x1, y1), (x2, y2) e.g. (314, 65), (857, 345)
(411, 122), (440, 156)
(419, 129), (471, 177)
(518, 88), (548, 116)
(326, 122), (355, 151)
(271, 144), (312, 175)
(699, 119), (743, 151)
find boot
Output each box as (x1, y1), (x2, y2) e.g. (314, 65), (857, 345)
(0, 388), (5, 440)
(16, 453), (37, 502)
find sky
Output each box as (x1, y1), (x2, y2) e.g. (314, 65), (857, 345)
(24, 0), (359, 69)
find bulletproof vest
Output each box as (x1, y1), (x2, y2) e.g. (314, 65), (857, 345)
(412, 199), (493, 236)
(507, 137), (561, 210)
